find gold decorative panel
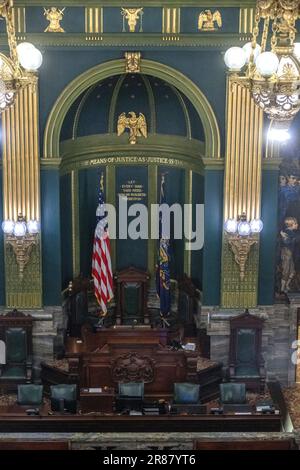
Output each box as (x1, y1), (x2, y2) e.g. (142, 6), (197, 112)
(239, 7), (254, 34)
(162, 7), (180, 34)
(85, 7), (103, 33)
(13, 7), (26, 33)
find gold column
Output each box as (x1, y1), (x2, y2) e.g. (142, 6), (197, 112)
(2, 86), (42, 308)
(221, 77), (263, 308)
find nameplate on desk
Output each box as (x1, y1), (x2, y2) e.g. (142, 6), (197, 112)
(87, 388), (103, 393)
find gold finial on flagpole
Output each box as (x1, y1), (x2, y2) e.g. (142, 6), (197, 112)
(100, 172), (104, 192)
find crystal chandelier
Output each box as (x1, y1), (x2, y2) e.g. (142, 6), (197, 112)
(0, 0), (42, 112)
(224, 0), (300, 128)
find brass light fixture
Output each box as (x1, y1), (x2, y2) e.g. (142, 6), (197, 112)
(2, 214), (40, 278)
(224, 0), (300, 138)
(224, 213), (263, 280)
(0, 0), (42, 112)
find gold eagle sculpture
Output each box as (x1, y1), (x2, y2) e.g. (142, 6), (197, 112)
(117, 112), (147, 145)
(198, 10), (222, 31)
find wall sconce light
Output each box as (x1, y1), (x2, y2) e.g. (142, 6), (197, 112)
(2, 213), (40, 278)
(224, 213), (263, 280)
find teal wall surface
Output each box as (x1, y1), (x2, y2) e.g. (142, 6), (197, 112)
(202, 169), (223, 306)
(191, 172), (204, 289)
(41, 170), (62, 305)
(0, 169), (4, 305)
(60, 173), (73, 288)
(258, 170), (279, 305)
(79, 167), (105, 278)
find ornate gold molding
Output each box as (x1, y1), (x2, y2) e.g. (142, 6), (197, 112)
(125, 52), (141, 73)
(226, 233), (258, 281)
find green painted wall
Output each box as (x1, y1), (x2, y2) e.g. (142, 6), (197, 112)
(258, 169), (279, 305)
(202, 169), (223, 305)
(41, 170), (62, 305)
(60, 173), (73, 287)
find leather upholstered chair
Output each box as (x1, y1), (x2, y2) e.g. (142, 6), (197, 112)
(219, 383), (246, 405)
(118, 382), (144, 398)
(17, 384), (43, 406)
(0, 310), (33, 392)
(173, 382), (200, 404)
(50, 384), (77, 413)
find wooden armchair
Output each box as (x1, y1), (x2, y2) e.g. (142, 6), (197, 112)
(0, 309), (33, 392)
(228, 310), (266, 393)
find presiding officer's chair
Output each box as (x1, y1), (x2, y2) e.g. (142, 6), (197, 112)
(0, 310), (33, 392)
(116, 382), (144, 413)
(17, 384), (43, 406)
(50, 384), (77, 414)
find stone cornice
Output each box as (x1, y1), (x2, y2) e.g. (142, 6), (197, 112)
(14, 1), (256, 7)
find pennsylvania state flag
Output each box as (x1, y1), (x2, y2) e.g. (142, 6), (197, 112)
(156, 174), (171, 317)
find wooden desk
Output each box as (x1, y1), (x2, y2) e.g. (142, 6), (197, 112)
(80, 388), (115, 413)
(0, 407), (281, 433)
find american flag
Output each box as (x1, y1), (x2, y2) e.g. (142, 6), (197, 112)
(92, 173), (114, 314)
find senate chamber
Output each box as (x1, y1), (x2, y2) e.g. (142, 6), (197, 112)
(0, 0), (299, 453)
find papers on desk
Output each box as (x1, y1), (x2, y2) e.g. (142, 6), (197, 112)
(88, 388), (102, 393)
(182, 343), (196, 351)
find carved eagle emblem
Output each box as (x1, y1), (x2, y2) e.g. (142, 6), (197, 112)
(117, 111), (147, 145)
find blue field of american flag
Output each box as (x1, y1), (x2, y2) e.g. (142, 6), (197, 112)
(92, 174), (114, 314)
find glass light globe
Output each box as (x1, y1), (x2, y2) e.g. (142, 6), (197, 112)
(27, 219), (40, 234)
(250, 219), (263, 233)
(224, 47), (247, 71)
(237, 220), (251, 236)
(268, 127), (290, 142)
(2, 220), (15, 234)
(224, 219), (238, 234)
(13, 220), (27, 237)
(294, 43), (300, 61)
(17, 43), (43, 71)
(255, 52), (279, 77)
(242, 42), (261, 63)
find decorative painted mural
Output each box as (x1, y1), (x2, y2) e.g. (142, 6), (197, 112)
(276, 141), (300, 298)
